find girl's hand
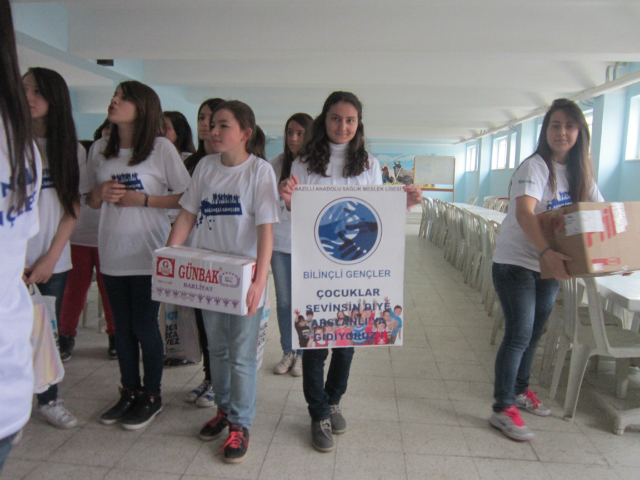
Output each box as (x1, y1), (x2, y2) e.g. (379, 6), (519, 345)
(246, 279), (266, 317)
(116, 190), (145, 207)
(278, 174), (299, 211)
(24, 255), (57, 285)
(404, 185), (422, 208)
(541, 249), (573, 280)
(99, 179), (126, 203)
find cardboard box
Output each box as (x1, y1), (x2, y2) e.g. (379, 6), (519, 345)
(538, 202), (640, 278)
(152, 246), (265, 315)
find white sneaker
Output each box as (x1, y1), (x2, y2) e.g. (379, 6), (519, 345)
(515, 388), (552, 417)
(184, 380), (210, 403)
(489, 405), (534, 441)
(196, 383), (215, 408)
(38, 400), (78, 429)
(290, 354), (302, 377)
(273, 353), (295, 375)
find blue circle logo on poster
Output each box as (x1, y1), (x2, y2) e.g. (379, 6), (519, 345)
(314, 198), (382, 264)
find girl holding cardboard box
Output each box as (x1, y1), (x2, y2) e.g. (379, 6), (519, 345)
(490, 98), (603, 441)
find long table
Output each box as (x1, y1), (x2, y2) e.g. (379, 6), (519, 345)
(451, 203), (507, 224)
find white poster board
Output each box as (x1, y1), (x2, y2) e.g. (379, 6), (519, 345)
(291, 185), (406, 349)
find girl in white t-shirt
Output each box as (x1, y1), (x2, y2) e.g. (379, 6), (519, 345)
(490, 99), (603, 442)
(163, 111), (195, 161)
(85, 81), (191, 431)
(167, 100), (278, 464)
(0, 5), (41, 465)
(270, 113), (313, 377)
(278, 91), (421, 453)
(23, 67), (81, 430)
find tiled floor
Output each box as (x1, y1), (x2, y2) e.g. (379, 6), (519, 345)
(4, 224), (640, 480)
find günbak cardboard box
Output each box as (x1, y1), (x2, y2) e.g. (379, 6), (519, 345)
(538, 202), (640, 279)
(152, 246), (265, 315)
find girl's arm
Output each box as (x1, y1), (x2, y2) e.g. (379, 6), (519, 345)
(404, 185), (422, 208)
(25, 202), (80, 285)
(87, 179), (126, 209)
(166, 209), (197, 246)
(116, 190), (184, 209)
(516, 195), (572, 280)
(245, 223), (273, 317)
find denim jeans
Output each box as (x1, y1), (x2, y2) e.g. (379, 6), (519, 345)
(201, 307), (263, 429)
(270, 251), (301, 356)
(302, 347), (354, 421)
(35, 271), (68, 405)
(102, 275), (163, 394)
(492, 263), (560, 412)
(0, 433), (17, 473)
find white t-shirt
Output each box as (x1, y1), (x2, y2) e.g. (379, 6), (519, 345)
(85, 137), (191, 276)
(180, 153), (279, 259)
(494, 154), (604, 271)
(25, 139), (84, 273)
(291, 142), (383, 187)
(0, 119), (42, 439)
(70, 147), (100, 247)
(269, 153), (292, 254)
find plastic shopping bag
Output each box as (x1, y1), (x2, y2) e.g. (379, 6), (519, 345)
(256, 298), (270, 370)
(30, 286), (64, 393)
(159, 303), (202, 364)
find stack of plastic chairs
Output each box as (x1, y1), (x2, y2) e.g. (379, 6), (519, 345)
(463, 213), (483, 287)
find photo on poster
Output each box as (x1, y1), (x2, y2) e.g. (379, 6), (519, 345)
(291, 185), (406, 349)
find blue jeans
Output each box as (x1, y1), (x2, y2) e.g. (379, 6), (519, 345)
(270, 251), (301, 356)
(102, 275), (163, 394)
(35, 271), (68, 405)
(201, 307), (263, 429)
(492, 263), (560, 412)
(302, 347), (354, 421)
(0, 433), (17, 473)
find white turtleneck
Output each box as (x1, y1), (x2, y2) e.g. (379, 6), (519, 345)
(290, 142), (382, 186)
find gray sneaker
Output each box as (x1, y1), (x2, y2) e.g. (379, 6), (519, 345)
(311, 419), (335, 452)
(329, 404), (346, 434)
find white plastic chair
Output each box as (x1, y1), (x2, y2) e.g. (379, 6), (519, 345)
(549, 278), (640, 424)
(482, 196), (498, 208)
(467, 197), (478, 206)
(419, 197), (431, 239)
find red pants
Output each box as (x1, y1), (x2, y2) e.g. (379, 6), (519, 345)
(59, 245), (115, 337)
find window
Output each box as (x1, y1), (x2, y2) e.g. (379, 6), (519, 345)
(466, 144), (477, 172)
(583, 110), (593, 139)
(491, 136), (508, 170)
(508, 132), (517, 169)
(625, 95), (640, 160)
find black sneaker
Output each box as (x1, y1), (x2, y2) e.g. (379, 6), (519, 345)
(121, 391), (162, 430)
(107, 335), (117, 360)
(199, 409), (228, 441)
(59, 335), (75, 362)
(100, 387), (137, 425)
(163, 357), (195, 368)
(220, 423), (249, 464)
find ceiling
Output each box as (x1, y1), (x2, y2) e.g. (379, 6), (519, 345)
(12, 0), (640, 142)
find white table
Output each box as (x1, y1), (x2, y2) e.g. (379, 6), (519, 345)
(451, 203), (507, 224)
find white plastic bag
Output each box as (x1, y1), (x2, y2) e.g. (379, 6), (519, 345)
(30, 286), (64, 393)
(159, 303), (202, 364)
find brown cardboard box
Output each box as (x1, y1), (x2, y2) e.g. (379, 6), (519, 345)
(538, 202), (640, 278)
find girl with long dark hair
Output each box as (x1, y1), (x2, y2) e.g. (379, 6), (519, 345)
(163, 110), (195, 159)
(279, 91), (421, 452)
(0, 0), (41, 467)
(490, 98), (603, 441)
(86, 80), (191, 430)
(23, 67), (81, 429)
(270, 113), (312, 376)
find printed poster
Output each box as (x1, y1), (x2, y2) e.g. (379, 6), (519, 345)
(291, 185), (406, 349)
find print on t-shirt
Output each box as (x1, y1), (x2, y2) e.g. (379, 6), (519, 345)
(0, 167), (37, 227)
(41, 168), (54, 190)
(547, 191), (571, 210)
(112, 172), (144, 190)
(197, 193), (243, 229)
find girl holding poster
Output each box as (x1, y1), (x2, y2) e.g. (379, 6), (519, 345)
(278, 91), (421, 453)
(270, 113), (312, 377)
(490, 99), (603, 442)
(166, 100), (279, 463)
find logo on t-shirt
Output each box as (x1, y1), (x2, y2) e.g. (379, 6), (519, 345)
(547, 191), (572, 210)
(42, 168), (54, 189)
(112, 173), (144, 190)
(197, 193), (243, 229)
(314, 198), (382, 264)
(156, 257), (175, 277)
